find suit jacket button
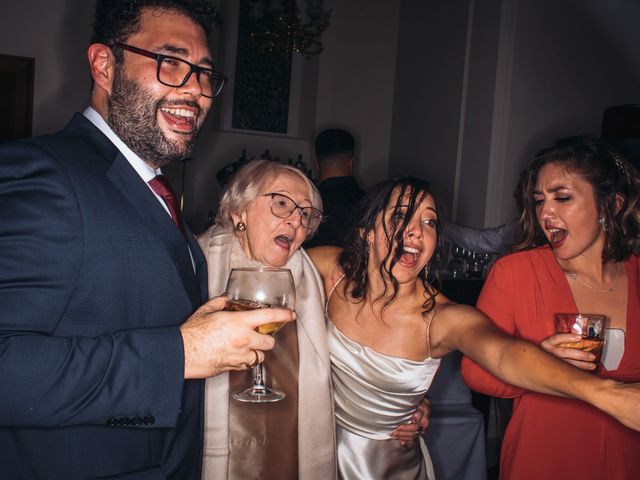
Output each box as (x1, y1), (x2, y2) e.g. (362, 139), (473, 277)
(143, 415), (155, 426)
(107, 418), (118, 427)
(131, 416), (142, 426)
(119, 416), (131, 426)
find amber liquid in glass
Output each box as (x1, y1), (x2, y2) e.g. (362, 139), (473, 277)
(225, 299), (285, 335)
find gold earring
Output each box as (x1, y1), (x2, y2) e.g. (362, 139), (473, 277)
(235, 221), (247, 232)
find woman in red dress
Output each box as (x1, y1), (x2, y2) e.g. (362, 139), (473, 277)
(462, 135), (640, 479)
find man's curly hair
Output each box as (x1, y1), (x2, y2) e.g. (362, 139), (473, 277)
(91, 0), (220, 62)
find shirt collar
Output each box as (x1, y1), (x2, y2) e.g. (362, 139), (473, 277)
(83, 106), (160, 182)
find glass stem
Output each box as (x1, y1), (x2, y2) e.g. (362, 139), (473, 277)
(253, 363), (266, 388)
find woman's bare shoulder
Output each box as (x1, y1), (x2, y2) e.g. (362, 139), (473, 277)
(431, 296), (485, 333)
(306, 246), (342, 277)
(429, 299), (488, 356)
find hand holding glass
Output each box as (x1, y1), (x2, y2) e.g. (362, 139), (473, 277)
(555, 313), (607, 366)
(225, 267), (296, 402)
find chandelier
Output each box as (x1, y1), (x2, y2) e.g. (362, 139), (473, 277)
(247, 0), (332, 57)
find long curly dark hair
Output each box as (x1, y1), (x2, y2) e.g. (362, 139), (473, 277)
(338, 176), (443, 317)
(91, 0), (220, 63)
(512, 135), (640, 262)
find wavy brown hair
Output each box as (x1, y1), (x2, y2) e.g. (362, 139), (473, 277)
(338, 176), (443, 316)
(513, 135), (640, 262)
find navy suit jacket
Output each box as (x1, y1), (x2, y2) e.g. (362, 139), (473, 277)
(0, 114), (208, 479)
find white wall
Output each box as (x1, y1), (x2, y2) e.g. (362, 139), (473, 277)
(390, 0), (472, 222)
(0, 0), (94, 135)
(485, 0), (640, 226)
(389, 0), (640, 228)
(314, 0), (401, 189)
(455, 0), (502, 225)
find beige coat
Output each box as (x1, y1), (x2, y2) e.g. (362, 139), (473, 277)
(197, 226), (337, 479)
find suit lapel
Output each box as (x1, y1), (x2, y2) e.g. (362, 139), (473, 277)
(106, 153), (202, 308)
(186, 223), (209, 302)
(65, 113), (206, 308)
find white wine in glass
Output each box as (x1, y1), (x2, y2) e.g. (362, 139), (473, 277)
(225, 267), (296, 402)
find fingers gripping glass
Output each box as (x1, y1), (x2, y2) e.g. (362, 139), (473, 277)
(113, 42), (226, 98)
(263, 193), (323, 230)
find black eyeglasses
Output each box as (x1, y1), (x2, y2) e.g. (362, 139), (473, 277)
(263, 193), (323, 230)
(112, 42), (226, 98)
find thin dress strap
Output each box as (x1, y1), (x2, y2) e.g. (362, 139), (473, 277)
(425, 305), (437, 359)
(325, 273), (346, 316)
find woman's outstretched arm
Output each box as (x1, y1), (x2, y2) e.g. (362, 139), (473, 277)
(431, 303), (640, 432)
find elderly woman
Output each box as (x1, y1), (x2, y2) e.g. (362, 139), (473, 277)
(197, 159), (333, 479)
(462, 136), (640, 479)
(197, 160), (425, 479)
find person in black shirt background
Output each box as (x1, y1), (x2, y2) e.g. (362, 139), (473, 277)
(304, 128), (365, 248)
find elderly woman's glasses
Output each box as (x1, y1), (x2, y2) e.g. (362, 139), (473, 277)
(263, 193), (322, 230)
(112, 42), (226, 98)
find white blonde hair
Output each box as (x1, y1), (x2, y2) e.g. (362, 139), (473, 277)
(216, 159), (323, 236)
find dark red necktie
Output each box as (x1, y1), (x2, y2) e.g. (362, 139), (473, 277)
(148, 175), (186, 237)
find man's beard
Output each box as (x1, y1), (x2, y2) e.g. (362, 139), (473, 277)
(108, 70), (206, 168)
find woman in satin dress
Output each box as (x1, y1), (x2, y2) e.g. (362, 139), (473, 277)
(197, 160), (426, 479)
(309, 175), (640, 480)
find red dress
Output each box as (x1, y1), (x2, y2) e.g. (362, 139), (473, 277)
(461, 246), (640, 480)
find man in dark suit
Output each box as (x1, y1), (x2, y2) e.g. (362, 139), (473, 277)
(304, 128), (365, 248)
(0, 1), (291, 478)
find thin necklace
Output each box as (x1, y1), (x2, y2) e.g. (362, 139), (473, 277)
(568, 262), (621, 293)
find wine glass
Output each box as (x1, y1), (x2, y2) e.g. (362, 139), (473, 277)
(225, 267), (296, 403)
